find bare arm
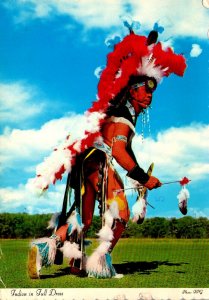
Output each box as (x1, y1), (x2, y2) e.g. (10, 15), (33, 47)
(111, 123), (137, 171)
(103, 121), (161, 189)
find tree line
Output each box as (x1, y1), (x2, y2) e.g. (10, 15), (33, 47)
(0, 213), (209, 239)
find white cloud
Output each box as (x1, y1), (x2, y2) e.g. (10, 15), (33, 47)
(8, 0), (123, 28)
(189, 207), (209, 218)
(0, 113), (85, 171)
(0, 183), (65, 214)
(4, 0), (209, 39)
(0, 81), (44, 122)
(132, 124), (209, 182)
(130, 0), (209, 39)
(0, 111), (104, 174)
(190, 44), (203, 57)
(1, 113), (209, 182)
(1, 119), (209, 214)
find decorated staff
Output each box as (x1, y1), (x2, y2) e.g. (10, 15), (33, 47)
(28, 20), (187, 279)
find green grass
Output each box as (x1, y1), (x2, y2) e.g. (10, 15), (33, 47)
(0, 238), (209, 288)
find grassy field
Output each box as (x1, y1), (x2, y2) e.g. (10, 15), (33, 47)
(0, 238), (209, 288)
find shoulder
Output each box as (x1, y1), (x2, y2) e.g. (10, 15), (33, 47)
(106, 105), (135, 129)
(106, 116), (135, 132)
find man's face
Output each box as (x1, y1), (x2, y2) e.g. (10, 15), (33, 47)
(129, 79), (157, 113)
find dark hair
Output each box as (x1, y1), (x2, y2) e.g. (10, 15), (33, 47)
(128, 75), (150, 86)
(108, 86), (130, 108)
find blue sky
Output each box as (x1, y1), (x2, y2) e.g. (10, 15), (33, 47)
(0, 0), (209, 219)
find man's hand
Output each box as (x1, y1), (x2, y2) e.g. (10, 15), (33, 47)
(144, 176), (162, 190)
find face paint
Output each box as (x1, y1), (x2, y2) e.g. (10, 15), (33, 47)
(129, 78), (157, 113)
(129, 86), (152, 112)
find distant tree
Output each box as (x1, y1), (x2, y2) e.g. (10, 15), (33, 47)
(0, 213), (209, 239)
(149, 217), (170, 238)
(122, 221), (143, 238)
(175, 216), (207, 239)
(168, 218), (179, 238)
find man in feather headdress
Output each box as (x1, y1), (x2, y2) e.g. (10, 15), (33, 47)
(28, 27), (186, 279)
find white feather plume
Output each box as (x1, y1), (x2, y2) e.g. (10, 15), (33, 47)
(96, 241), (111, 255)
(97, 224), (114, 242)
(47, 212), (60, 230)
(103, 210), (114, 228)
(28, 111), (105, 192)
(66, 210), (84, 235)
(132, 198), (147, 222)
(60, 241), (82, 260)
(177, 187), (190, 202)
(138, 56), (164, 82)
(86, 251), (102, 274)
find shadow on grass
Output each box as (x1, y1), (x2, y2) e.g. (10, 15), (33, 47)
(40, 267), (71, 279)
(114, 260), (188, 275)
(40, 260), (188, 278)
(40, 267), (87, 279)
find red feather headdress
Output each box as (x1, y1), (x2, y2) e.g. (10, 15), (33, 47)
(29, 30), (187, 191)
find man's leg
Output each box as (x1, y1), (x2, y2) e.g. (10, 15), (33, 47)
(69, 173), (97, 273)
(106, 166), (130, 252)
(82, 172), (98, 232)
(85, 165), (129, 278)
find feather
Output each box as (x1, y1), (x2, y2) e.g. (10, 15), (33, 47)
(94, 65), (105, 78)
(177, 186), (189, 215)
(31, 237), (57, 266)
(153, 22), (164, 34)
(132, 198), (147, 222)
(66, 210), (84, 236)
(103, 210), (114, 228)
(86, 251), (102, 276)
(105, 35), (121, 49)
(96, 241), (111, 255)
(47, 212), (61, 230)
(29, 111), (104, 191)
(86, 251), (116, 278)
(97, 225), (113, 242)
(60, 241), (82, 260)
(139, 56), (164, 82)
(177, 187), (190, 202)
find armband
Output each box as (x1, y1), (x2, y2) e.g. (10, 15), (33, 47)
(127, 165), (149, 184)
(114, 135), (127, 142)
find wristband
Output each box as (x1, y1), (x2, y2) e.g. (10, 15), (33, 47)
(127, 165), (149, 184)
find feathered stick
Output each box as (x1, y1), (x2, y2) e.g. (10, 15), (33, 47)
(162, 177), (191, 185)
